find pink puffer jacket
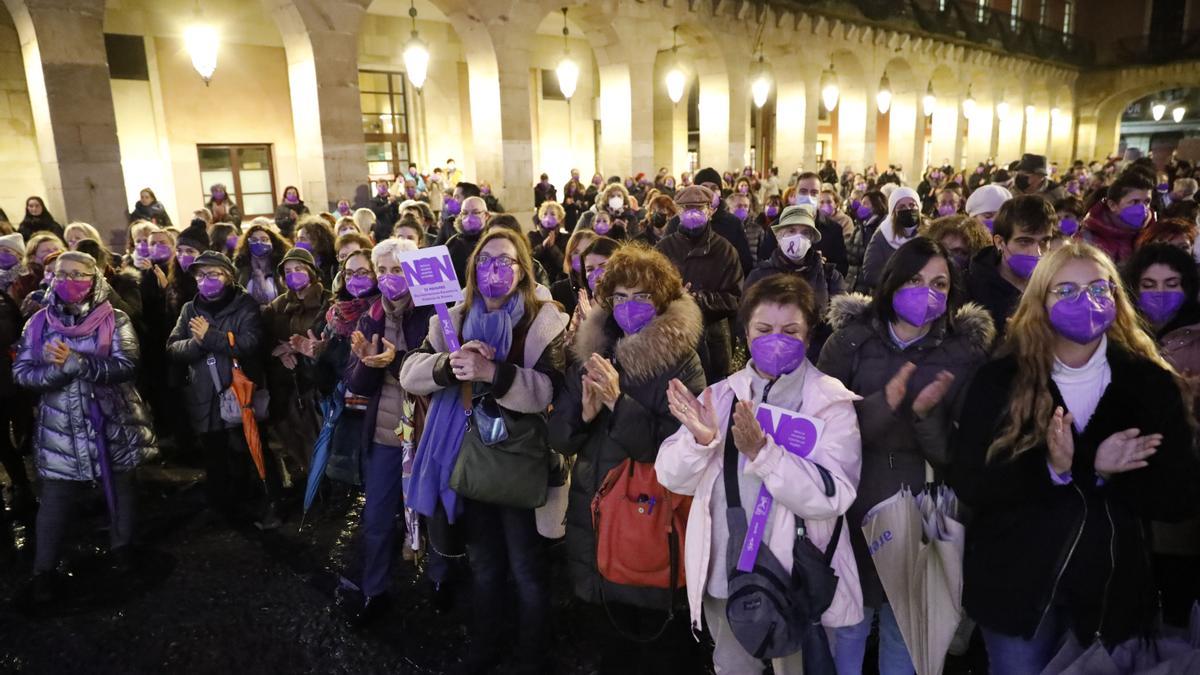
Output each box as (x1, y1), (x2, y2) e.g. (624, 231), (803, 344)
(655, 360), (865, 630)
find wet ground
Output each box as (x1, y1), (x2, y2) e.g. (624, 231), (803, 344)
(0, 454), (984, 675)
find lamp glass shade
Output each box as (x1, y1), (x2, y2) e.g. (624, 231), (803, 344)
(556, 56), (579, 100)
(666, 68), (685, 104)
(185, 25), (218, 82)
(403, 37), (430, 89)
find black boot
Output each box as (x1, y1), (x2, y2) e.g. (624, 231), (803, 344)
(345, 593), (392, 629)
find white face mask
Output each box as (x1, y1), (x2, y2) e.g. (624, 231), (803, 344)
(607, 196), (624, 212)
(779, 233), (812, 262)
(793, 194), (816, 207)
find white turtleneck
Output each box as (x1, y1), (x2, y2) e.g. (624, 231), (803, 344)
(1050, 335), (1112, 434)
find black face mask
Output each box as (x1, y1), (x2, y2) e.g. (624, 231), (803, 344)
(894, 209), (919, 235)
(1014, 174), (1032, 191)
(651, 213), (667, 229)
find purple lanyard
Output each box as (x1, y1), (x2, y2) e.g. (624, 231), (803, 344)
(736, 396), (823, 573)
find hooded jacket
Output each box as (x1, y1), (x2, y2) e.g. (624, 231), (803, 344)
(656, 227), (743, 382)
(165, 286), (265, 434)
(655, 359), (865, 631)
(12, 276), (156, 480)
(949, 345), (1200, 643)
(816, 293), (993, 607)
(547, 296), (706, 609)
(1076, 199), (1152, 265)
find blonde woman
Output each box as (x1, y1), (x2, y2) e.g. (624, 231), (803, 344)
(63, 222), (103, 250)
(949, 242), (1200, 674)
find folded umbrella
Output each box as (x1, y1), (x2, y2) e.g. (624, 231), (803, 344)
(300, 381), (346, 530)
(225, 333), (266, 480)
(86, 395), (119, 539)
(1040, 602), (1200, 675)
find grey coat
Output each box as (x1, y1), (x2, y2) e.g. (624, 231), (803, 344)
(816, 293), (993, 607)
(12, 278), (156, 481)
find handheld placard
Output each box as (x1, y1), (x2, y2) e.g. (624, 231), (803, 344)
(396, 245), (464, 352)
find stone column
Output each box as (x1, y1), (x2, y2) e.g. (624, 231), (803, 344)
(491, 32), (535, 215)
(773, 68), (808, 176)
(5, 0), (127, 240)
(265, 0), (369, 212)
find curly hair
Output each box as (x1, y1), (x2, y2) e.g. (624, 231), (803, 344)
(922, 214), (992, 256)
(594, 243), (683, 314)
(296, 215), (337, 265)
(233, 223), (288, 269)
(1135, 217), (1197, 250)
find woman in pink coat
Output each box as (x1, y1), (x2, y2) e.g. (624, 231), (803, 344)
(656, 274), (864, 674)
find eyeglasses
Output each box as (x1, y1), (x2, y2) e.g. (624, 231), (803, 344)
(608, 291), (653, 305)
(193, 271), (225, 281)
(476, 254), (517, 269)
(1048, 280), (1115, 302)
(53, 271), (93, 281)
(344, 268), (374, 279)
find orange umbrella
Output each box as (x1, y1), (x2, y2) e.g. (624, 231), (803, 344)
(226, 332), (266, 480)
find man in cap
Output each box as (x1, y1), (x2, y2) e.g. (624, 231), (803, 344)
(692, 167), (756, 275)
(657, 184), (743, 382)
(1012, 153), (1064, 201)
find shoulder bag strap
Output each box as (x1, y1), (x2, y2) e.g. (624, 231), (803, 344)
(722, 396), (741, 507)
(793, 463), (843, 564)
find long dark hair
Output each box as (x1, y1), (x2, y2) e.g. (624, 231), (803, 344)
(1123, 242), (1200, 319)
(233, 224), (288, 270)
(868, 237), (962, 324)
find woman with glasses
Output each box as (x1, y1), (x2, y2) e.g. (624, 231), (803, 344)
(401, 228), (567, 674)
(166, 250), (284, 529)
(859, 187), (924, 294)
(547, 245), (705, 671)
(817, 237), (993, 675)
(14, 251), (155, 598)
(949, 242), (1200, 674)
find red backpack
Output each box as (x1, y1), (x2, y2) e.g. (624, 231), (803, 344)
(592, 459), (691, 591)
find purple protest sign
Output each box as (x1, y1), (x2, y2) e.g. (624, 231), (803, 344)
(737, 403), (826, 572)
(396, 245), (465, 352)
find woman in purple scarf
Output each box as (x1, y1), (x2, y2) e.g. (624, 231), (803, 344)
(13, 251), (156, 601)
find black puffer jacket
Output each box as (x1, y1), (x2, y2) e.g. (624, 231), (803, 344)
(845, 214), (883, 293)
(548, 296), (706, 609)
(949, 346), (1200, 643)
(816, 293), (993, 607)
(965, 247), (1021, 343)
(12, 276), (156, 480)
(165, 287), (265, 434)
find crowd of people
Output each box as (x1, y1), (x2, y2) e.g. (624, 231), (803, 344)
(1, 148), (1199, 675)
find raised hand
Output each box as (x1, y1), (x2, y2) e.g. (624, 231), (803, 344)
(1094, 428), (1160, 479)
(731, 400), (766, 460)
(189, 316), (210, 343)
(1047, 406), (1075, 476)
(43, 339), (70, 366)
(912, 370), (956, 419)
(885, 362), (917, 411)
(350, 331), (378, 361)
(666, 378), (717, 446)
(581, 376), (602, 423)
(289, 329), (327, 358)
(361, 338), (397, 369)
(584, 354), (621, 410)
(152, 265), (168, 289)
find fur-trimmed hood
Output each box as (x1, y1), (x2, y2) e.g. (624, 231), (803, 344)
(571, 295), (703, 382)
(826, 292), (995, 353)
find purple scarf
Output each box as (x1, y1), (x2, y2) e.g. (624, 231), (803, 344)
(27, 301), (116, 358)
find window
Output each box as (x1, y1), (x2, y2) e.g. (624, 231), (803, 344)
(1063, 0), (1073, 33)
(1010, 0), (1022, 29)
(541, 69), (565, 101)
(977, 0), (989, 23)
(197, 144), (276, 218)
(359, 70), (411, 180)
(1039, 0), (1048, 25)
(105, 34), (148, 81)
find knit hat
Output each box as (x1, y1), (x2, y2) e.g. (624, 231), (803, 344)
(674, 185), (714, 208)
(693, 167), (722, 189)
(771, 204), (821, 243)
(965, 184), (1013, 216)
(0, 232), (23, 254)
(278, 246), (318, 276)
(191, 250), (236, 277)
(887, 187), (921, 214)
(177, 219), (209, 251)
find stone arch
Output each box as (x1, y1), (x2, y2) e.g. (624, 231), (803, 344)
(828, 48), (869, 170)
(1024, 82), (1052, 157)
(1050, 84), (1075, 164)
(878, 56), (922, 175)
(927, 64), (960, 169)
(993, 73), (1026, 163)
(962, 69), (998, 165)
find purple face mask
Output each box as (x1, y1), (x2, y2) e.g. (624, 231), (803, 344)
(1007, 252), (1040, 280)
(734, 206), (750, 220)
(594, 219), (612, 236)
(819, 203), (834, 217)
(1119, 203), (1148, 229)
(1139, 290), (1185, 324)
(226, 234), (239, 251)
(1059, 217), (1079, 236)
(765, 205), (779, 219)
(1050, 292), (1116, 344)
(937, 204), (957, 217)
(856, 203), (873, 220)
(54, 278), (93, 304)
(461, 213), (484, 234)
(477, 259), (516, 299)
(212, 189), (226, 201)
(379, 273), (409, 301)
(285, 193), (300, 204)
(892, 286), (948, 327)
(285, 270), (310, 292)
(150, 243), (172, 263)
(570, 255), (582, 273)
(982, 218), (994, 232)
(749, 333), (807, 378)
(679, 210), (707, 232)
(0, 250), (20, 269)
(294, 241), (313, 253)
(540, 215), (558, 230)
(338, 204), (351, 216)
(177, 254), (196, 271)
(345, 274), (376, 298)
(613, 299), (657, 334)
(444, 198), (462, 216)
(586, 266), (605, 292)
(198, 276), (225, 299)
(135, 241), (151, 258)
(250, 241), (272, 258)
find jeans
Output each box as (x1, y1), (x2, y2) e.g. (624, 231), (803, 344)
(703, 594), (805, 674)
(462, 498), (547, 665)
(832, 604), (915, 675)
(361, 443), (404, 598)
(980, 609), (1068, 675)
(35, 471), (136, 572)
(423, 503), (461, 585)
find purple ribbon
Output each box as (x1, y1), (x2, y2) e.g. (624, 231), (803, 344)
(435, 303), (461, 352)
(736, 404), (821, 572)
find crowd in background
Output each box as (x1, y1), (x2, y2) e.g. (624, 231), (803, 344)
(0, 147), (1199, 675)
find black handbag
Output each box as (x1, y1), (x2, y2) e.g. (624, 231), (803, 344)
(450, 385), (549, 509)
(722, 400), (841, 672)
